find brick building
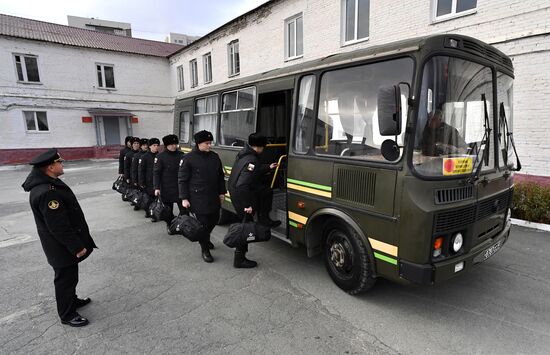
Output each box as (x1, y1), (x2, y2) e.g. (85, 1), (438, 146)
(0, 14), (181, 164)
(169, 0), (550, 181)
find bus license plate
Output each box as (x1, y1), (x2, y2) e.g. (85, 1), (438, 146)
(474, 240), (502, 264)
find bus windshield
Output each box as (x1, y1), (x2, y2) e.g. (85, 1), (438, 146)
(413, 56), (494, 177)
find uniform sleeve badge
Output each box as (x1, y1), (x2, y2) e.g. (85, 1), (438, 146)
(247, 163), (255, 171)
(48, 200), (59, 210)
(154, 158), (158, 163)
(139, 159), (142, 164)
(179, 159), (183, 166)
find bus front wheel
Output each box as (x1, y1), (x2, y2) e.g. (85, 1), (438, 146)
(323, 222), (376, 294)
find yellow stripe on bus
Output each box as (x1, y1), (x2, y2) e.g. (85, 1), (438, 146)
(181, 147), (192, 152)
(288, 211), (308, 225)
(287, 183), (332, 198)
(368, 238), (398, 257)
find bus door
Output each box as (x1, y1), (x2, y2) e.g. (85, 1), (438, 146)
(256, 78), (294, 239)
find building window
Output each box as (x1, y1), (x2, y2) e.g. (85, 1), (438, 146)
(220, 87), (256, 147)
(14, 54), (40, 83)
(190, 59), (198, 88)
(24, 111), (49, 132)
(228, 40), (240, 77)
(433, 0), (477, 20)
(342, 0), (370, 44)
(179, 111), (190, 143)
(285, 14), (303, 60)
(194, 95), (218, 143)
(203, 53), (212, 84)
(96, 64), (115, 88)
(177, 65), (184, 91)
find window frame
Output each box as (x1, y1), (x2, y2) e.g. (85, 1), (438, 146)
(341, 0), (370, 46)
(203, 53), (213, 84)
(96, 63), (116, 89)
(190, 59), (198, 88)
(284, 13), (304, 61)
(432, 0), (477, 23)
(193, 94), (219, 142)
(13, 53), (41, 84)
(23, 111), (49, 133)
(219, 86), (257, 147)
(228, 40), (240, 77)
(177, 65), (185, 91)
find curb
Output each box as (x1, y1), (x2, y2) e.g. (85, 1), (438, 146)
(511, 218), (550, 232)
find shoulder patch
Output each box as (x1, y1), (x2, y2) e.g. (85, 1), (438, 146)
(48, 200), (59, 210)
(138, 159), (142, 164)
(179, 159), (184, 166)
(247, 163), (255, 171)
(154, 157), (158, 163)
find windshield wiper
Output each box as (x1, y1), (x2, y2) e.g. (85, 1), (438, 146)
(499, 102), (522, 171)
(468, 94), (491, 184)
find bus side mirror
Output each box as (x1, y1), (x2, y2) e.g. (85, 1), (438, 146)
(377, 85), (402, 136)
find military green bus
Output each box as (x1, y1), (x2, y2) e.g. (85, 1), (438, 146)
(173, 34), (520, 294)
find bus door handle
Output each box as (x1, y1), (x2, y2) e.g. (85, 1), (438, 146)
(271, 155), (287, 189)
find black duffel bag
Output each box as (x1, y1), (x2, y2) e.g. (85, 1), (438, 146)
(169, 212), (206, 242)
(112, 176), (124, 192)
(126, 188), (140, 206)
(149, 196), (173, 222)
(223, 218), (271, 249)
(138, 192), (154, 211)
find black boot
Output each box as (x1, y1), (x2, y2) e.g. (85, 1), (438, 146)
(201, 248), (213, 263)
(233, 250), (257, 268)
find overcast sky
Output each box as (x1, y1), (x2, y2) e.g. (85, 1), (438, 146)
(0, 0), (270, 41)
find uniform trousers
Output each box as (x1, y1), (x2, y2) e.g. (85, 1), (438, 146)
(53, 264), (79, 321)
(195, 212), (219, 250)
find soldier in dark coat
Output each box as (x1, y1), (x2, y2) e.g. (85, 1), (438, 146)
(21, 149), (97, 327)
(228, 133), (279, 268)
(154, 134), (185, 231)
(178, 130), (226, 263)
(118, 136), (132, 176)
(124, 137), (141, 184)
(131, 138), (149, 189)
(138, 138), (160, 217)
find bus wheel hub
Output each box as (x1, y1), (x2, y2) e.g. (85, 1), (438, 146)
(330, 243), (346, 268)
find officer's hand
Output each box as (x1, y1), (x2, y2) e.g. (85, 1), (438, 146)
(270, 163), (278, 169)
(182, 199), (191, 208)
(155, 189), (161, 196)
(119, 174), (124, 177)
(219, 194), (225, 204)
(244, 207), (253, 214)
(76, 248), (87, 258)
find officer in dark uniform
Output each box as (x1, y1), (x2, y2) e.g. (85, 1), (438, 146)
(131, 138), (149, 189)
(21, 149), (97, 327)
(154, 134), (185, 232)
(124, 137), (141, 185)
(118, 136), (132, 177)
(228, 133), (280, 268)
(138, 138), (160, 217)
(178, 130), (226, 263)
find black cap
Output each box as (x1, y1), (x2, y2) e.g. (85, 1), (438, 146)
(131, 137), (141, 144)
(29, 148), (64, 167)
(124, 136), (133, 145)
(194, 130), (214, 144)
(148, 138), (160, 145)
(140, 138), (149, 145)
(162, 134), (179, 146)
(248, 132), (267, 147)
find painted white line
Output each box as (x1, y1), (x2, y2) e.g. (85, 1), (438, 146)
(0, 234), (37, 248)
(511, 218), (550, 232)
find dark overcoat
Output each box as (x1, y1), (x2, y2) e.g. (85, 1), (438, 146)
(178, 147), (226, 215)
(118, 146), (131, 174)
(22, 168), (97, 268)
(138, 150), (157, 196)
(124, 149), (139, 182)
(153, 150), (184, 203)
(131, 150), (146, 186)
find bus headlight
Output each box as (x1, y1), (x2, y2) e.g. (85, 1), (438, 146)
(452, 233), (463, 253)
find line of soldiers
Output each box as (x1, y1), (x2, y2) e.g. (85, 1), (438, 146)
(118, 131), (281, 268)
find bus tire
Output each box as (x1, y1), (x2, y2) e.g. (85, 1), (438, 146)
(323, 221), (376, 294)
(218, 208), (237, 225)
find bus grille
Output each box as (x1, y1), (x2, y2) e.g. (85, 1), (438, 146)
(434, 189), (513, 233)
(434, 186), (474, 205)
(335, 168), (376, 206)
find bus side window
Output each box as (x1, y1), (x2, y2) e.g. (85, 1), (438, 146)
(293, 75), (316, 154)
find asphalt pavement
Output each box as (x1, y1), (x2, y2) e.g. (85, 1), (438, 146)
(0, 159), (549, 354)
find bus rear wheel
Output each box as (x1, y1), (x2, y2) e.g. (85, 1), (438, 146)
(323, 222), (376, 294)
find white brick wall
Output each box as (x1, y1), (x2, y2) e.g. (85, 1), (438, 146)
(170, 0), (550, 176)
(0, 37), (174, 149)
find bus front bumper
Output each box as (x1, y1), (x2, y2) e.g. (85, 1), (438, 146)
(398, 220), (511, 285)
